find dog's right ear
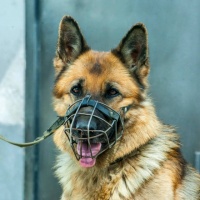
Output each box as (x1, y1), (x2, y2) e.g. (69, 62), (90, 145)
(55, 15), (90, 72)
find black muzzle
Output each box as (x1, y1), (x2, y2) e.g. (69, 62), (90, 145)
(64, 93), (132, 160)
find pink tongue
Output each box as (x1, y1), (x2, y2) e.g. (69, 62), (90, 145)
(77, 142), (101, 167)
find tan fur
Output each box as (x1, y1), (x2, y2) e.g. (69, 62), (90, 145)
(52, 16), (200, 199)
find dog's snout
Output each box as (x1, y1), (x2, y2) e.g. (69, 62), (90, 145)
(75, 118), (97, 131)
(70, 105), (112, 143)
(75, 106), (98, 131)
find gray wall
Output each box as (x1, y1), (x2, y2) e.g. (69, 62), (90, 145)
(0, 0), (25, 200)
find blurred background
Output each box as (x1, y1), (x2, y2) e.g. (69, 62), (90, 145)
(0, 0), (200, 200)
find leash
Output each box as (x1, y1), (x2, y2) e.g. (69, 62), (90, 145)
(0, 117), (65, 147)
(0, 97), (133, 149)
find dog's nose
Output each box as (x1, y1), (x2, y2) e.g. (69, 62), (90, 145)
(75, 118), (97, 131)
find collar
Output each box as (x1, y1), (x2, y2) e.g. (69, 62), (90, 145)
(110, 148), (140, 166)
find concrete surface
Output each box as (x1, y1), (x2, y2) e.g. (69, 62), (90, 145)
(0, 0), (25, 200)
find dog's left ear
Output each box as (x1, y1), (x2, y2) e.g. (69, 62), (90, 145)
(112, 23), (150, 89)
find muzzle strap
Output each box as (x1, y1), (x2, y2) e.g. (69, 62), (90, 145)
(0, 117), (65, 147)
(66, 93), (133, 121)
(122, 103), (133, 114)
(66, 95), (120, 121)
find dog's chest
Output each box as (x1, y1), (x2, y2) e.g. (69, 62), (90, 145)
(56, 154), (161, 200)
(56, 153), (123, 199)
(56, 141), (176, 200)
(58, 163), (133, 199)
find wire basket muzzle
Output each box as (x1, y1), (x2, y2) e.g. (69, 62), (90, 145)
(63, 94), (124, 160)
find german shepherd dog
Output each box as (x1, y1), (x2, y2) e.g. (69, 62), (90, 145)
(53, 15), (200, 200)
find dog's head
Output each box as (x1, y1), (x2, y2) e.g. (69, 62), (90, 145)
(53, 16), (159, 169)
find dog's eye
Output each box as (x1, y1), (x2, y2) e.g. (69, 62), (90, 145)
(71, 86), (81, 95)
(106, 88), (119, 98)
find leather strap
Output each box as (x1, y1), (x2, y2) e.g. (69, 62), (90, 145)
(0, 117), (65, 147)
(66, 93), (133, 120)
(110, 149), (140, 166)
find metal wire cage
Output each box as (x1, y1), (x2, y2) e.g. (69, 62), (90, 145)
(63, 94), (125, 160)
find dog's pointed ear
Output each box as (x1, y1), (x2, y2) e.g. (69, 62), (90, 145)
(112, 23), (150, 89)
(55, 15), (90, 66)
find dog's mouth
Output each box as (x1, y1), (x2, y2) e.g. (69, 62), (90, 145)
(74, 128), (115, 167)
(77, 142), (101, 167)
